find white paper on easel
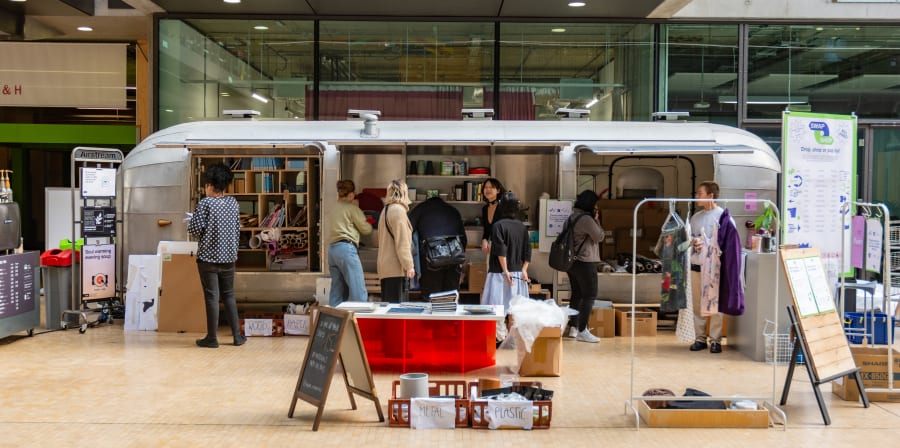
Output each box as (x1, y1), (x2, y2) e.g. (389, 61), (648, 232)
(785, 258), (819, 317)
(865, 218), (883, 273)
(409, 398), (456, 429)
(804, 257), (836, 314)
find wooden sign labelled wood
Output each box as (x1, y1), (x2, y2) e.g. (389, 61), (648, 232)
(288, 307), (384, 431)
(779, 247), (856, 381)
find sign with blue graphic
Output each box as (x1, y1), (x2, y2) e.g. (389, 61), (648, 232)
(781, 111), (857, 281)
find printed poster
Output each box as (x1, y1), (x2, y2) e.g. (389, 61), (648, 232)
(781, 112), (857, 284)
(81, 244), (116, 300)
(545, 199), (573, 237)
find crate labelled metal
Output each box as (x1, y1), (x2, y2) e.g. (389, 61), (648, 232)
(387, 380), (470, 428)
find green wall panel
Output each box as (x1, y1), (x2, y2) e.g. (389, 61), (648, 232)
(0, 124), (136, 145)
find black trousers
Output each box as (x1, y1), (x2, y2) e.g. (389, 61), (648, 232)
(197, 261), (240, 341)
(419, 265), (462, 300)
(567, 260), (599, 331)
(380, 276), (409, 303)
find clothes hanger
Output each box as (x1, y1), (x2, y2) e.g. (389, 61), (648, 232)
(662, 200), (684, 230)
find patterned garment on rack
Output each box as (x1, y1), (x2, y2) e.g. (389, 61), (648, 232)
(654, 227), (688, 312)
(699, 225), (722, 316)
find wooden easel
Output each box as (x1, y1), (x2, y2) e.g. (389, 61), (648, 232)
(778, 247), (869, 425)
(288, 307), (384, 431)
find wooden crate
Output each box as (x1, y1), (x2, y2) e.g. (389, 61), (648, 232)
(239, 311), (284, 337)
(468, 381), (552, 429)
(387, 380), (470, 427)
(637, 399), (770, 428)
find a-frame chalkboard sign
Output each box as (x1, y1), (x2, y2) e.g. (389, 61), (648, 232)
(777, 247), (869, 425)
(288, 307), (384, 431)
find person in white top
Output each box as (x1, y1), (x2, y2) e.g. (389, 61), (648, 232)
(688, 181), (725, 354)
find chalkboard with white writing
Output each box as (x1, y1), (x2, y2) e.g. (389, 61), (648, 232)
(298, 311), (343, 401)
(288, 307), (383, 431)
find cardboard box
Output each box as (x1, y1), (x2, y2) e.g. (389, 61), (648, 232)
(615, 309), (658, 337)
(832, 347), (900, 402)
(588, 308), (616, 338)
(284, 313), (311, 336)
(518, 326), (562, 377)
(637, 400), (770, 428)
(468, 262), (487, 292)
(157, 253), (207, 333)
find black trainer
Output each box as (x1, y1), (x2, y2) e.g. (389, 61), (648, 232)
(689, 341), (708, 351)
(195, 338), (219, 348)
(233, 336), (247, 346)
(710, 342), (722, 354)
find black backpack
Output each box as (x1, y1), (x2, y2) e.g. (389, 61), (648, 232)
(549, 213), (589, 271)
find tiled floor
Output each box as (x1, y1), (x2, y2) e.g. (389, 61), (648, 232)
(2, 320), (900, 447)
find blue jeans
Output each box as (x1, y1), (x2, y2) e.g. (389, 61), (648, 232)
(328, 241), (368, 306)
(197, 261), (240, 341)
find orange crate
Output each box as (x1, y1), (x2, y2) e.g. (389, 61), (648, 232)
(468, 381), (552, 429)
(387, 379), (470, 427)
(239, 311), (285, 337)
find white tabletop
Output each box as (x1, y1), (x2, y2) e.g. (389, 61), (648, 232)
(346, 303), (505, 321)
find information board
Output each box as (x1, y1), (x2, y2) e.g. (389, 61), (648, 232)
(0, 252), (38, 320)
(82, 206), (117, 237)
(288, 307), (383, 431)
(781, 111), (856, 283)
(81, 244), (116, 300)
(80, 167), (117, 198)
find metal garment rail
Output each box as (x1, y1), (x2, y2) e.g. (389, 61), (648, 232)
(839, 201), (896, 393)
(624, 197), (787, 430)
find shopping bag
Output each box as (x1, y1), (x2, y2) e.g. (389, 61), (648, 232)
(676, 307), (696, 343)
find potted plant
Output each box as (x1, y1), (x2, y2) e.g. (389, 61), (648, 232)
(752, 204), (777, 234)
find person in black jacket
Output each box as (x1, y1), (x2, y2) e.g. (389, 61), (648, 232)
(408, 196), (467, 298)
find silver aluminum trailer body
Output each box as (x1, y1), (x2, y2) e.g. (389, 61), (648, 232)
(120, 120), (780, 304)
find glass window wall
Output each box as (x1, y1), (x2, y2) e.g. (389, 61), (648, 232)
(317, 21), (495, 120)
(661, 24), (739, 125)
(748, 25), (900, 120)
(499, 23), (654, 121)
(872, 127), (900, 217)
(158, 19), (314, 129)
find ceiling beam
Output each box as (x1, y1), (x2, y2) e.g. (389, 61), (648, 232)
(647, 0), (693, 18)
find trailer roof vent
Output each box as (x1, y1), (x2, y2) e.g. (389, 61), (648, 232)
(651, 111), (690, 122)
(555, 107), (590, 121)
(359, 113), (380, 138)
(347, 109), (382, 120)
(462, 108), (494, 120)
(223, 109), (261, 119)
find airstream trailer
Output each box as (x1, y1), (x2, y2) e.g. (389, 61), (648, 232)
(120, 119), (780, 305)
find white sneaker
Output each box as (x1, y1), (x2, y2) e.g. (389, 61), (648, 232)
(576, 329), (600, 343)
(566, 327), (578, 338)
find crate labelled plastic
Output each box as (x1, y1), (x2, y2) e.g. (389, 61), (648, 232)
(239, 311), (284, 337)
(468, 381), (552, 429)
(387, 380), (470, 428)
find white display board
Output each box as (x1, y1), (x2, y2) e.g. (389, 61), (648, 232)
(781, 111), (856, 283)
(80, 167), (117, 198)
(538, 198), (574, 252)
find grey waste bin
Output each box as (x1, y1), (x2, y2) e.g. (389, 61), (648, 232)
(42, 266), (79, 330)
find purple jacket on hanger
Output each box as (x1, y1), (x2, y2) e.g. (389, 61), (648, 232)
(717, 208), (745, 316)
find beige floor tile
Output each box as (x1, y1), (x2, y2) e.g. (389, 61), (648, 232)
(2, 320), (900, 447)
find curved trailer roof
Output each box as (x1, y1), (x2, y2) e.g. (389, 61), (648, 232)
(125, 120), (780, 172)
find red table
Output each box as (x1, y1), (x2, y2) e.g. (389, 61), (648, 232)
(351, 305), (503, 373)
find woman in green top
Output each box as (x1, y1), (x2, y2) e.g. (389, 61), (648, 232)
(328, 179), (373, 306)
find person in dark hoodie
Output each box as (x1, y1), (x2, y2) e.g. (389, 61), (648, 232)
(408, 196), (467, 298)
(688, 181), (744, 354)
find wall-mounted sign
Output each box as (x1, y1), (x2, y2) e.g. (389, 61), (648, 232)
(0, 43), (126, 108)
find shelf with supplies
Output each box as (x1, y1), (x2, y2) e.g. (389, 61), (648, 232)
(405, 147), (491, 204)
(191, 154), (320, 272)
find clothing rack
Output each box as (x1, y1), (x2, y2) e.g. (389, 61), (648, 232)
(624, 197), (786, 429)
(838, 201), (897, 393)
